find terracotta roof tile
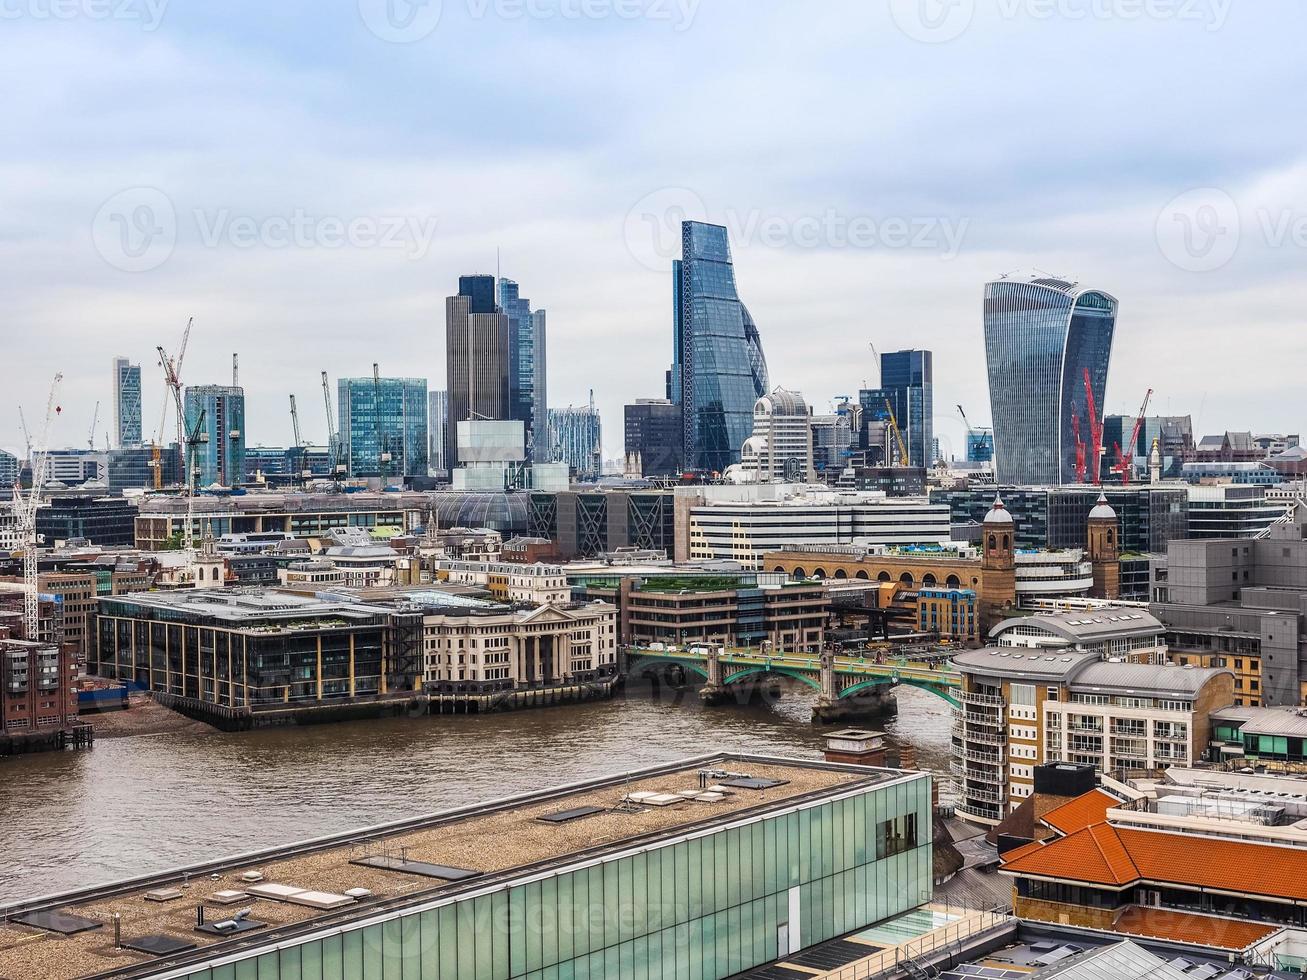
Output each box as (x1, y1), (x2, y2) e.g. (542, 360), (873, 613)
(1041, 789), (1120, 835)
(1113, 906), (1279, 951)
(1004, 823), (1307, 904)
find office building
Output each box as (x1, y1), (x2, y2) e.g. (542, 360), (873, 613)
(0, 753), (931, 980)
(446, 274), (511, 469)
(1185, 484), (1283, 538)
(737, 388), (814, 483)
(549, 400), (602, 482)
(624, 398), (682, 479)
(428, 388), (449, 475)
(183, 384), (245, 488)
(952, 642), (1232, 825)
(111, 356), (142, 449)
(1151, 507), (1307, 706)
(36, 493), (137, 546)
(983, 276), (1118, 485)
(1103, 413), (1193, 479)
(499, 278), (548, 460)
(966, 428), (994, 464)
(529, 488), (677, 559)
(106, 444), (180, 493)
(449, 419), (568, 492)
(811, 408), (856, 478)
(0, 449), (16, 489)
(337, 376), (428, 480)
(680, 485), (951, 569)
(669, 220), (768, 473)
(878, 349), (933, 469)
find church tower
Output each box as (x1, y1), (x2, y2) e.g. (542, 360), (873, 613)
(1087, 492), (1120, 599)
(978, 494), (1017, 629)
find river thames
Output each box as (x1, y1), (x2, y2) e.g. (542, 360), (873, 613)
(0, 682), (956, 903)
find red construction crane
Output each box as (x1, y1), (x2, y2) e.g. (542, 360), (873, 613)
(1072, 412), (1087, 484)
(1082, 368), (1103, 486)
(1115, 388), (1154, 485)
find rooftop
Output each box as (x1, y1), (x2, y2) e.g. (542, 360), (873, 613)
(990, 609), (1165, 644)
(0, 754), (910, 980)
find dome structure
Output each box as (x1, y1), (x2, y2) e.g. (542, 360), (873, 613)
(1088, 492), (1117, 521)
(983, 493), (1014, 525)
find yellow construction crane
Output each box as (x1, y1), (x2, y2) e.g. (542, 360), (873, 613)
(884, 399), (908, 466)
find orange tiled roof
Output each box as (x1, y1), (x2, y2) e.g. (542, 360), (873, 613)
(1113, 906), (1279, 951)
(1004, 823), (1307, 904)
(1000, 839), (1045, 863)
(1041, 789), (1120, 835)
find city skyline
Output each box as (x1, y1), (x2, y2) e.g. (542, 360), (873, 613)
(5, 3), (1307, 462)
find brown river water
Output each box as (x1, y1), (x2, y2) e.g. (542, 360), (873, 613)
(0, 682), (957, 903)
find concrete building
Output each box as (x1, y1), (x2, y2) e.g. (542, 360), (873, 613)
(679, 485), (951, 569)
(451, 420), (569, 492)
(737, 388), (814, 483)
(623, 398), (682, 478)
(1185, 484), (1284, 538)
(438, 559), (571, 605)
(1151, 505), (1307, 706)
(184, 384), (245, 488)
(446, 274), (511, 469)
(0, 753), (931, 980)
(0, 632), (78, 753)
(990, 608), (1169, 661)
(530, 487), (677, 559)
(952, 645), (1232, 826)
(572, 569), (828, 652)
(111, 355), (142, 449)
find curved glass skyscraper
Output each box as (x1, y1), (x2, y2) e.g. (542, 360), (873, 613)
(983, 276), (1117, 486)
(669, 221), (769, 474)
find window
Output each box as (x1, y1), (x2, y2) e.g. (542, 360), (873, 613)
(876, 813), (918, 859)
(1010, 683), (1036, 707)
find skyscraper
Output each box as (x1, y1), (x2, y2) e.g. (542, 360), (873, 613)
(446, 274), (510, 469)
(983, 276), (1118, 486)
(112, 356), (142, 449)
(624, 399), (683, 479)
(183, 385), (245, 487)
(338, 377), (429, 480)
(877, 349), (933, 469)
(428, 389), (449, 475)
(669, 221), (768, 474)
(499, 278), (548, 461)
(549, 400), (602, 483)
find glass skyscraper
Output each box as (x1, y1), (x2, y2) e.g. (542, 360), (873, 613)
(337, 377), (429, 480)
(877, 349), (933, 469)
(112, 356), (142, 449)
(548, 400), (602, 482)
(428, 389), (449, 475)
(183, 385), (245, 488)
(669, 221), (768, 474)
(983, 276), (1118, 486)
(499, 278), (548, 461)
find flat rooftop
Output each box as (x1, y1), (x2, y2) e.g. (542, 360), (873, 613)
(0, 753), (913, 980)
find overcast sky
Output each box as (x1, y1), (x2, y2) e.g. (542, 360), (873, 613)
(3, 0), (1306, 463)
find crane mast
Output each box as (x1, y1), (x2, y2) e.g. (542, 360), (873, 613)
(157, 317), (195, 549)
(883, 399), (909, 467)
(321, 371), (346, 481)
(11, 375), (63, 641)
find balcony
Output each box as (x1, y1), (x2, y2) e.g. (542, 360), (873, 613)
(962, 711), (1005, 728)
(961, 690), (1005, 708)
(965, 784), (1006, 804)
(961, 746), (1005, 765)
(962, 727), (1007, 746)
(956, 802), (1002, 823)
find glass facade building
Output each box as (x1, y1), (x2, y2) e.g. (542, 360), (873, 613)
(160, 765), (931, 980)
(112, 356), (142, 449)
(549, 402), (603, 482)
(670, 221), (768, 474)
(499, 278), (549, 461)
(428, 389), (449, 475)
(878, 350), (933, 469)
(983, 277), (1118, 485)
(337, 377), (429, 480)
(183, 384), (246, 488)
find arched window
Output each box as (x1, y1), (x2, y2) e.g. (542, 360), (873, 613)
(946, 574), (961, 587)
(812, 568), (828, 580)
(793, 568), (807, 580)
(855, 571), (869, 580)
(877, 571), (892, 583)
(834, 569), (847, 579)
(922, 573), (937, 587)
(899, 572), (914, 586)
(1002, 534), (1010, 549)
(212, 567), (220, 581)
(988, 534), (996, 550)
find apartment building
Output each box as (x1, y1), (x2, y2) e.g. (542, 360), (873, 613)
(437, 560), (571, 605)
(952, 645), (1233, 825)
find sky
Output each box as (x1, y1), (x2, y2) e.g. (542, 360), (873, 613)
(3, 0), (1307, 464)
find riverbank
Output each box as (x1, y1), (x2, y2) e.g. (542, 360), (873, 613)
(82, 694), (218, 739)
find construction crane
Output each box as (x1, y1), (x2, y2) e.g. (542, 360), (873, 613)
(289, 394), (312, 486)
(884, 399), (909, 467)
(87, 401), (100, 449)
(1082, 368), (1104, 486)
(10, 375), (62, 641)
(1113, 388), (1154, 486)
(17, 406), (31, 463)
(158, 317), (195, 548)
(1072, 412), (1087, 484)
(321, 371), (347, 482)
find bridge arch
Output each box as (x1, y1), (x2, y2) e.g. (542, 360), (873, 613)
(722, 666), (822, 692)
(840, 675), (960, 708)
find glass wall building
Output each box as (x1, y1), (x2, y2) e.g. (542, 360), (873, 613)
(57, 756), (930, 980)
(428, 389), (449, 475)
(983, 277), (1118, 485)
(549, 401), (603, 482)
(878, 350), (933, 469)
(337, 377), (429, 480)
(112, 356), (142, 449)
(499, 278), (549, 461)
(670, 221), (768, 474)
(183, 384), (246, 488)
